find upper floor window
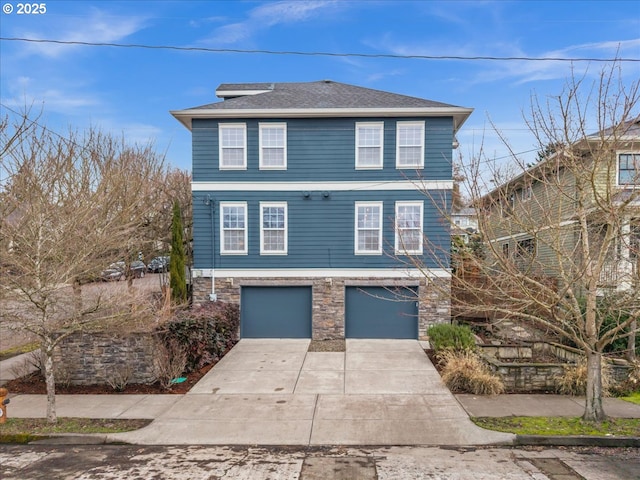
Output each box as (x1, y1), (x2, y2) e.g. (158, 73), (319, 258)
(355, 202), (383, 254)
(220, 202), (247, 254)
(396, 121), (424, 168)
(618, 153), (640, 186)
(219, 124), (246, 170)
(355, 122), (384, 169)
(259, 123), (287, 170)
(260, 202), (287, 254)
(395, 201), (423, 254)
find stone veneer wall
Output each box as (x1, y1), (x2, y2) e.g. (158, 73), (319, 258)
(53, 332), (157, 386)
(192, 275), (451, 340)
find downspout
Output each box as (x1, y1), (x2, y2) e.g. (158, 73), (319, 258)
(205, 195), (217, 301)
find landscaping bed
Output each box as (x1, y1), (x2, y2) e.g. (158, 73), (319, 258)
(4, 362), (214, 395)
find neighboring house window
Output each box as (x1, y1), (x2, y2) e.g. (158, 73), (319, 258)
(355, 122), (384, 169)
(618, 153), (640, 185)
(259, 123), (287, 169)
(396, 121), (424, 168)
(355, 202), (383, 254)
(219, 124), (246, 169)
(220, 202), (247, 254)
(516, 238), (536, 259)
(395, 201), (423, 254)
(260, 202), (287, 254)
(521, 184), (532, 201)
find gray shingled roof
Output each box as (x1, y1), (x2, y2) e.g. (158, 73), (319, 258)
(191, 80), (462, 110)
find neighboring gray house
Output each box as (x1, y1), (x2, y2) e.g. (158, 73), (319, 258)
(171, 80), (472, 340)
(451, 207), (478, 243)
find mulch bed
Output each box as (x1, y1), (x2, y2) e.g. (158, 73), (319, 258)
(4, 363), (214, 395)
(308, 339), (346, 352)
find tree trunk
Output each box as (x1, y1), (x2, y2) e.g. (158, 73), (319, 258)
(43, 344), (57, 424)
(627, 319), (637, 362)
(582, 351), (606, 422)
(72, 278), (83, 318)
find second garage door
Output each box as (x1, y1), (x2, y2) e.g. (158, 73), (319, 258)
(240, 286), (312, 338)
(345, 286), (418, 339)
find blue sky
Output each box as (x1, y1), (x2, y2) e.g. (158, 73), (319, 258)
(1, 0), (639, 172)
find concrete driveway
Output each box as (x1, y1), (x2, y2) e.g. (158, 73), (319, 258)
(111, 339), (514, 446)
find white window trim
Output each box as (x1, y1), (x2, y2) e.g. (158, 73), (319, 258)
(355, 122), (384, 170)
(395, 201), (423, 255)
(219, 123), (247, 170)
(259, 122), (287, 170)
(616, 151), (640, 187)
(260, 202), (288, 255)
(396, 121), (425, 169)
(355, 201), (383, 255)
(220, 202), (248, 255)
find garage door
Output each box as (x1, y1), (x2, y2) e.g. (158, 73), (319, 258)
(241, 286), (312, 338)
(345, 286), (418, 339)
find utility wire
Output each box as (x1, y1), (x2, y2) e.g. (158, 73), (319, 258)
(1, 37), (638, 62)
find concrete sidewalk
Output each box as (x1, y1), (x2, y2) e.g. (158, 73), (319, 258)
(3, 339), (639, 446)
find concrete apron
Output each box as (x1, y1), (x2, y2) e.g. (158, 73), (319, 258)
(110, 339), (514, 446)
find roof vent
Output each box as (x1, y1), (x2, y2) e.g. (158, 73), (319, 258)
(323, 79), (332, 83)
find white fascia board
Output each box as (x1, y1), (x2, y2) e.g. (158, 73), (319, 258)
(193, 268), (450, 279)
(171, 107), (474, 131)
(192, 180), (453, 192)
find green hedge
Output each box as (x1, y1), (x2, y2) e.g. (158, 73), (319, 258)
(427, 323), (476, 353)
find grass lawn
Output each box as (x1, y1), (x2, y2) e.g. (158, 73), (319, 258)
(621, 392), (640, 405)
(0, 342), (39, 362)
(473, 416), (640, 436)
(0, 418), (150, 443)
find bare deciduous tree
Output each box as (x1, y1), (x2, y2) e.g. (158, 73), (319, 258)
(0, 115), (172, 422)
(411, 64), (640, 422)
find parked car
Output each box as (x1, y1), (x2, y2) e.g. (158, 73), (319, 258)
(101, 260), (146, 281)
(130, 260), (147, 278)
(101, 262), (124, 281)
(147, 256), (169, 273)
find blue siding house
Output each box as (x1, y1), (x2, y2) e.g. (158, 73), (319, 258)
(171, 81), (472, 339)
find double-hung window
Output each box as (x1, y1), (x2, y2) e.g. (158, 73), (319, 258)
(618, 153), (640, 186)
(259, 123), (287, 169)
(260, 202), (287, 254)
(220, 202), (247, 254)
(395, 201), (423, 254)
(355, 202), (383, 254)
(219, 124), (246, 169)
(396, 121), (424, 168)
(355, 122), (384, 169)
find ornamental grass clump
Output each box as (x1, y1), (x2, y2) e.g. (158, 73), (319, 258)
(437, 349), (505, 395)
(555, 359), (612, 397)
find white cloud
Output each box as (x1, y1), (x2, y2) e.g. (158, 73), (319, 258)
(2, 76), (101, 115)
(202, 0), (340, 45)
(372, 34), (640, 86)
(18, 8), (148, 58)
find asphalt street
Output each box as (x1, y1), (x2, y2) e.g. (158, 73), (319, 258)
(1, 444), (638, 479)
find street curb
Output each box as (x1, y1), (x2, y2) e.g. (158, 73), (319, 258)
(29, 434), (112, 445)
(515, 435), (640, 447)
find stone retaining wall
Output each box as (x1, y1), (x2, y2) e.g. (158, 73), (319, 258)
(480, 343), (632, 392)
(53, 332), (157, 386)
